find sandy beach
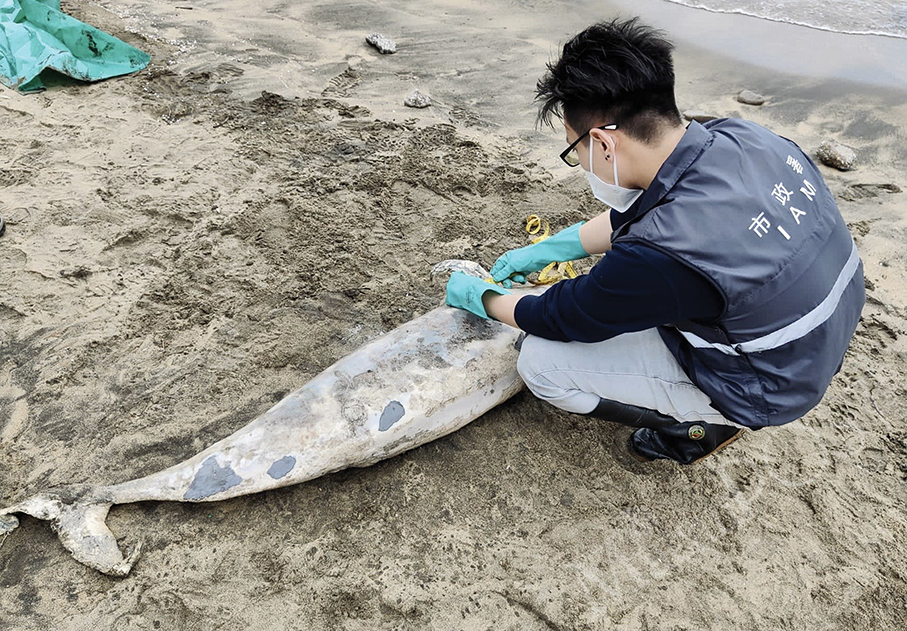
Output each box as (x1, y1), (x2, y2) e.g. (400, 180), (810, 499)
(1, 0), (906, 629)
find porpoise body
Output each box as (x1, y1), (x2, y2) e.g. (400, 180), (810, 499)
(0, 261), (544, 576)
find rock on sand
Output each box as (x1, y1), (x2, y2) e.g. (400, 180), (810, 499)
(404, 89), (432, 108)
(737, 89), (766, 105)
(366, 33), (397, 54)
(683, 109), (718, 123)
(817, 140), (858, 171)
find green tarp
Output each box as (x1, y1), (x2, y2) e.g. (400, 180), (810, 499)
(0, 0), (150, 92)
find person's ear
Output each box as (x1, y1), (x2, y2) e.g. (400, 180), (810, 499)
(589, 128), (617, 160)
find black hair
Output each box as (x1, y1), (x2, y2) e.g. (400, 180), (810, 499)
(536, 17), (683, 143)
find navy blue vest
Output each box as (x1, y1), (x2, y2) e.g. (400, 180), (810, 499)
(613, 120), (864, 428)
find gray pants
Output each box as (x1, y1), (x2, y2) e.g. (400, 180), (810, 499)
(516, 329), (744, 429)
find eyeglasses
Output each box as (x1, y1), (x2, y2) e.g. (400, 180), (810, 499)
(559, 124), (618, 167)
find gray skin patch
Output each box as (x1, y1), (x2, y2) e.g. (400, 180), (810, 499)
(183, 456), (242, 500)
(267, 456), (297, 480)
(378, 400), (405, 431)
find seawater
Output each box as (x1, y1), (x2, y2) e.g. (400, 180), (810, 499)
(663, 0), (907, 38)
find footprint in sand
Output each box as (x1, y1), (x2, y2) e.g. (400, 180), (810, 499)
(839, 182), (902, 202)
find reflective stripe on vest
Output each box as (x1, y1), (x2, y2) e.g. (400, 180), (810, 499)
(678, 239), (861, 356)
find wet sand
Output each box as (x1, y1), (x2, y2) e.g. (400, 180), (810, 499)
(1, 1), (906, 629)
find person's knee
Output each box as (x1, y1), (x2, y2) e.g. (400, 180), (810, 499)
(517, 336), (567, 401)
(517, 336), (601, 414)
(516, 335), (547, 388)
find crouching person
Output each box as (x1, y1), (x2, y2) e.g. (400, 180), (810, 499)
(444, 18), (864, 464)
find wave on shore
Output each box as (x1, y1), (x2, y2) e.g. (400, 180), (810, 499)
(663, 0), (907, 39)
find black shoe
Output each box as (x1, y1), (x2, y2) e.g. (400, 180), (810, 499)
(628, 422), (742, 465)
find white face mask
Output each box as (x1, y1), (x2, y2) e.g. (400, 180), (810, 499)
(585, 138), (643, 213)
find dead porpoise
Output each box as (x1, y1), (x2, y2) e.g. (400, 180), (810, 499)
(0, 261), (544, 576)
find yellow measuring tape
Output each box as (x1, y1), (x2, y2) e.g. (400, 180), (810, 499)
(524, 215), (578, 285)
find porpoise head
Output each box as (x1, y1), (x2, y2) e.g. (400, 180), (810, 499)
(431, 259), (491, 281)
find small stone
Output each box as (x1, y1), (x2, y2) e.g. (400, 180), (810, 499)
(404, 89), (431, 108)
(0, 514), (18, 533)
(366, 33), (397, 54)
(817, 140), (857, 171)
(60, 265), (92, 279)
(737, 89), (765, 106)
(682, 110), (718, 123)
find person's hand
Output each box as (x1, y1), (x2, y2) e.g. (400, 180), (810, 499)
(445, 272), (510, 319)
(490, 221), (588, 288)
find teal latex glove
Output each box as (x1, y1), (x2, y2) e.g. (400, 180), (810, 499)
(445, 272), (510, 320)
(490, 221), (588, 288)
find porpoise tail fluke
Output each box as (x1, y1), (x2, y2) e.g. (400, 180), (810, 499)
(1, 487), (141, 576)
